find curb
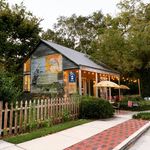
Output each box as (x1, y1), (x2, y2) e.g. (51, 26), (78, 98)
(113, 121), (150, 150)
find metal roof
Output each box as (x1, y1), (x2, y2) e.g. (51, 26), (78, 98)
(41, 39), (119, 74)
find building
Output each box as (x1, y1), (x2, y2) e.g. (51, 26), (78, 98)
(23, 39), (120, 98)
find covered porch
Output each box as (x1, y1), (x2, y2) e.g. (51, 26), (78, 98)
(63, 66), (120, 100)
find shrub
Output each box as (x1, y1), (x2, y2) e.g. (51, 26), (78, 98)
(120, 98), (150, 111)
(79, 97), (114, 119)
(133, 112), (150, 120)
(62, 109), (71, 122)
(121, 95), (143, 102)
(0, 72), (21, 103)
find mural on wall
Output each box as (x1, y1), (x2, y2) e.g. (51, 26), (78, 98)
(31, 54), (64, 95)
(45, 54), (62, 73)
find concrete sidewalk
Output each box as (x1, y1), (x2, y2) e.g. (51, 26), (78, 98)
(129, 128), (150, 150)
(0, 140), (23, 150)
(0, 111), (149, 150)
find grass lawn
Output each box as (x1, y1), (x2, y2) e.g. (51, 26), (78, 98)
(4, 119), (91, 144)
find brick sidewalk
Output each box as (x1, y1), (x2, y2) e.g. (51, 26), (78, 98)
(65, 119), (148, 150)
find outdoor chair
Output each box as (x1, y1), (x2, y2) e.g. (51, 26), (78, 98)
(113, 102), (120, 114)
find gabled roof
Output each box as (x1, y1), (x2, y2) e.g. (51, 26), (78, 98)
(41, 40), (119, 74)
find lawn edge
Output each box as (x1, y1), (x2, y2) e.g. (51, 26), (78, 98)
(4, 119), (91, 144)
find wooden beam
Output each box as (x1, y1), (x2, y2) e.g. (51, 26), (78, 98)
(95, 73), (98, 97)
(108, 75), (111, 101)
(118, 77), (121, 100)
(78, 70), (82, 95)
(138, 79), (141, 96)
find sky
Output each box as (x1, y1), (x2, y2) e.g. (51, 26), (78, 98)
(7, 0), (150, 31)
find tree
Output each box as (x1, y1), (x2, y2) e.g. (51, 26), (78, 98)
(37, 0), (150, 97)
(116, 0), (150, 97)
(95, 0), (150, 97)
(0, 0), (42, 73)
(41, 28), (75, 49)
(42, 11), (106, 55)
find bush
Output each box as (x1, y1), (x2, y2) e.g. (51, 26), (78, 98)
(0, 72), (21, 103)
(120, 97), (150, 111)
(133, 112), (150, 120)
(121, 95), (143, 102)
(79, 97), (114, 119)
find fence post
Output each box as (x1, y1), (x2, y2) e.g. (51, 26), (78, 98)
(4, 102), (8, 136)
(14, 101), (18, 134)
(44, 99), (47, 120)
(59, 98), (61, 121)
(19, 101), (23, 133)
(50, 98), (53, 120)
(33, 99), (36, 124)
(41, 99), (43, 121)
(62, 98), (64, 116)
(24, 100), (28, 130)
(48, 99), (50, 120)
(29, 100), (32, 124)
(56, 98), (58, 121)
(0, 101), (3, 137)
(9, 103), (13, 135)
(37, 99), (40, 123)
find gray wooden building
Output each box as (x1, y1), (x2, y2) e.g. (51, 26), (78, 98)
(23, 39), (119, 97)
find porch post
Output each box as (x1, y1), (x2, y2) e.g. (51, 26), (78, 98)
(138, 79), (141, 96)
(118, 76), (121, 100)
(79, 69), (82, 95)
(108, 75), (111, 101)
(88, 80), (91, 96)
(95, 72), (98, 97)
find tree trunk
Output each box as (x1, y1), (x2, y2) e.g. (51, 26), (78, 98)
(140, 68), (150, 97)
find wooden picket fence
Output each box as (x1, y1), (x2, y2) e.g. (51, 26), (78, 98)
(0, 97), (80, 137)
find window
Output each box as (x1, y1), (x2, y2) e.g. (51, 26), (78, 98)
(23, 75), (30, 92)
(24, 59), (30, 73)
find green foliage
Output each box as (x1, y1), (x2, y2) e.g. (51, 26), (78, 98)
(41, 29), (75, 49)
(80, 96), (114, 119)
(0, 72), (21, 103)
(0, 0), (41, 73)
(121, 95), (143, 102)
(41, 0), (150, 97)
(42, 11), (105, 55)
(1, 0), (150, 98)
(62, 109), (71, 122)
(120, 96), (150, 111)
(37, 119), (53, 128)
(133, 112), (150, 120)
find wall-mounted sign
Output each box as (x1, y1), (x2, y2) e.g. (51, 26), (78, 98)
(69, 72), (76, 82)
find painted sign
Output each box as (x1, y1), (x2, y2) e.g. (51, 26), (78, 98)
(69, 72), (76, 82)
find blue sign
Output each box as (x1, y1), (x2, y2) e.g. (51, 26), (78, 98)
(69, 72), (76, 82)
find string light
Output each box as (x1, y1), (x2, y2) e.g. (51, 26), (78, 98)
(120, 76), (138, 83)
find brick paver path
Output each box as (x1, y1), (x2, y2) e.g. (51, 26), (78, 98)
(65, 119), (148, 150)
